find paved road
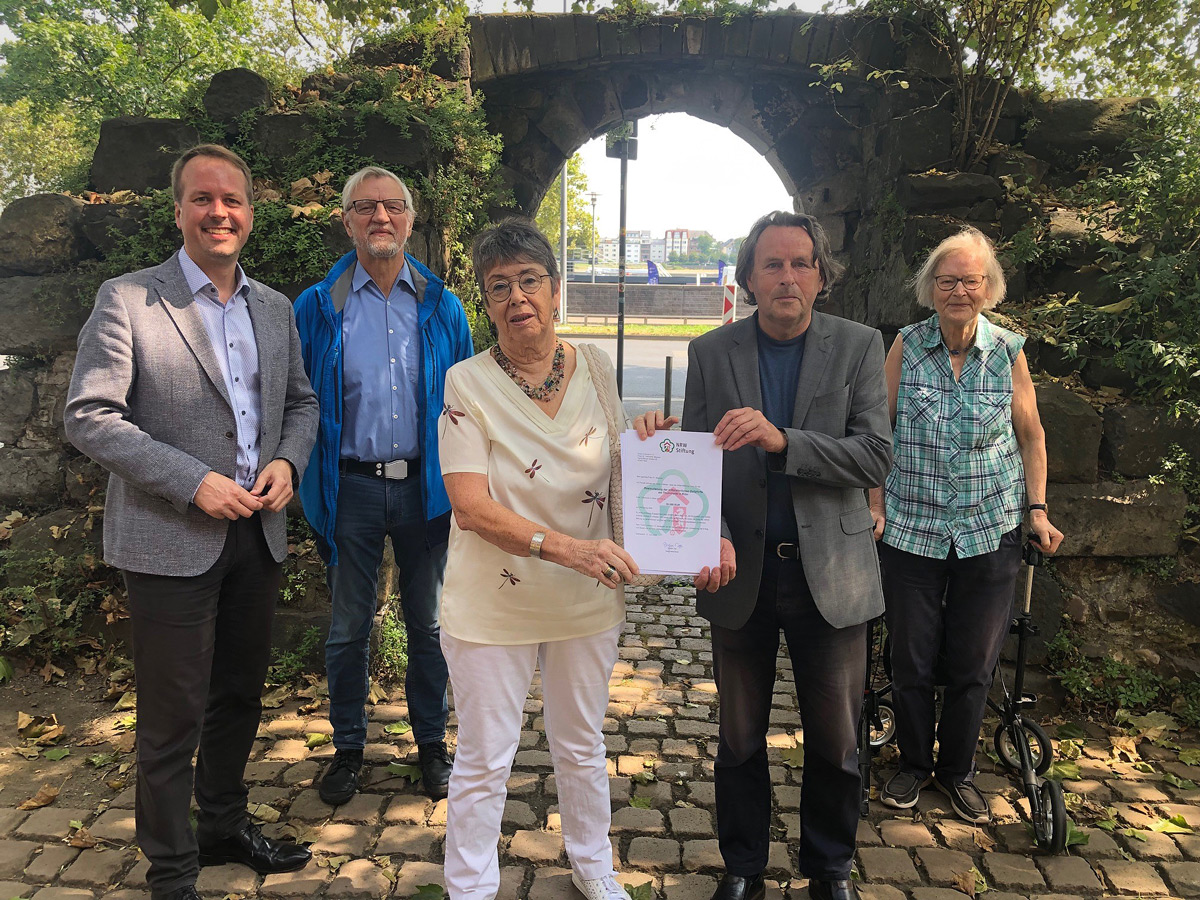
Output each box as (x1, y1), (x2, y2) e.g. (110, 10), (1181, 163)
(574, 335), (692, 419)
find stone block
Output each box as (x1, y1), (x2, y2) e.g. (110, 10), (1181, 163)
(88, 810), (136, 845)
(611, 807), (665, 833)
(668, 807), (713, 836)
(914, 847), (973, 885)
(1161, 861), (1200, 897)
(1025, 97), (1153, 166)
(856, 847), (921, 884)
(90, 117), (199, 193)
(0, 195), (90, 275)
(879, 819), (935, 848)
(374, 823), (440, 858)
(980, 852), (1046, 890)
(23, 846), (80, 883)
(355, 116), (433, 171)
(195, 862), (260, 894)
(0, 275), (90, 358)
(1097, 858), (1170, 895)
(0, 840), (41, 878)
(1046, 479), (1186, 556)
(27, 889), (95, 900)
(1101, 403), (1200, 477)
(259, 859), (331, 896)
(508, 830), (562, 864)
(625, 836), (681, 870)
(1037, 855), (1103, 892)
(1037, 383), (1101, 483)
(680, 838), (721, 870)
(203, 68), (272, 122)
(311, 823), (373, 857)
(0, 882), (30, 899)
(900, 172), (1003, 210)
(328, 858), (392, 898)
(15, 808), (93, 841)
(390, 860), (443, 898)
(59, 848), (131, 886)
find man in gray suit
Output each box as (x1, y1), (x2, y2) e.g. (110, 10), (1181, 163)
(644, 211), (890, 900)
(65, 145), (319, 900)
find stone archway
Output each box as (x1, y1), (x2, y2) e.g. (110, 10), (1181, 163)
(467, 12), (959, 321)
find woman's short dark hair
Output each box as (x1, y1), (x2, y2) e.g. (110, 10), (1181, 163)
(471, 218), (560, 298)
(735, 211), (844, 305)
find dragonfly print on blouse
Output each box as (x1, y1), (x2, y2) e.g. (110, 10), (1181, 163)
(524, 459), (543, 479)
(582, 489), (606, 527)
(579, 426), (597, 447)
(440, 402), (465, 439)
(499, 569), (520, 588)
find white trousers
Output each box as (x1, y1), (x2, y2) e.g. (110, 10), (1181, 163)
(441, 623), (621, 899)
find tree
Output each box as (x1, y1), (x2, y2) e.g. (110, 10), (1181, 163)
(0, 0), (367, 204)
(534, 155), (594, 256)
(825, 1), (1200, 167)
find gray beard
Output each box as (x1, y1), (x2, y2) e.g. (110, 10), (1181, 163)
(365, 239), (400, 259)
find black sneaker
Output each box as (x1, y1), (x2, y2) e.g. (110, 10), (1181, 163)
(319, 748), (363, 806)
(881, 771), (931, 809)
(933, 774), (990, 823)
(417, 741), (453, 801)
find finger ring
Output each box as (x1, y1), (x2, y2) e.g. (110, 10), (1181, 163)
(603, 564), (617, 580)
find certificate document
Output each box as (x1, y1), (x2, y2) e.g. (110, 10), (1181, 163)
(619, 430), (722, 576)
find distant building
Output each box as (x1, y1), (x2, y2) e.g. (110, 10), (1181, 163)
(688, 230), (714, 254)
(644, 238), (666, 263)
(599, 237), (642, 264)
(665, 229), (690, 257)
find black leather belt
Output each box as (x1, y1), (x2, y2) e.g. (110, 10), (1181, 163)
(340, 458), (418, 480)
(775, 542), (801, 559)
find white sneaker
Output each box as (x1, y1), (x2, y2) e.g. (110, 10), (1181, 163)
(571, 871), (628, 900)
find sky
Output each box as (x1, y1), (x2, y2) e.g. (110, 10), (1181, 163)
(474, 0), (825, 242)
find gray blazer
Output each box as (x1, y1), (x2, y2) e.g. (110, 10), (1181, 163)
(64, 252), (319, 577)
(682, 310), (892, 631)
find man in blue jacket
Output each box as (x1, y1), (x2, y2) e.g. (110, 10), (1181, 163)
(294, 166), (474, 804)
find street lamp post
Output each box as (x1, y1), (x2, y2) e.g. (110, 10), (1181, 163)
(589, 192), (599, 284)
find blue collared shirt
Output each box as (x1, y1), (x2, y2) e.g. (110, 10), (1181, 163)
(178, 247), (262, 490)
(340, 260), (420, 461)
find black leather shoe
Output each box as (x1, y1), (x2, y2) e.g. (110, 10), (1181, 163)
(808, 879), (861, 900)
(319, 748), (363, 805)
(198, 821), (311, 874)
(710, 873), (765, 900)
(417, 741), (453, 801)
(159, 887), (201, 900)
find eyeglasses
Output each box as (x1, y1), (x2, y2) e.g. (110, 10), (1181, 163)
(347, 198), (407, 216)
(485, 273), (552, 303)
(935, 274), (987, 291)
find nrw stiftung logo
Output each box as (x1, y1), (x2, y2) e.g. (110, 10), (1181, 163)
(658, 438), (675, 453)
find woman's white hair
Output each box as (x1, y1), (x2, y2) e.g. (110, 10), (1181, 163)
(910, 226), (1006, 310)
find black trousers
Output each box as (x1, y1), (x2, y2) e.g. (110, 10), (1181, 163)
(710, 556), (867, 880)
(124, 515), (281, 898)
(879, 527), (1022, 784)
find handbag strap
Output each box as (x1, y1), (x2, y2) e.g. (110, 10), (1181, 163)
(579, 343), (624, 545)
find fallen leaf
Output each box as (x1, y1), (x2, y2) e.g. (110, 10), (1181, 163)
(1150, 814), (1194, 834)
(13, 747), (40, 760)
(1056, 722), (1087, 740)
(113, 733), (136, 753)
(412, 885), (445, 900)
(278, 823), (322, 845)
(246, 802), (281, 824)
(1045, 760), (1082, 781)
(367, 681), (388, 705)
(630, 771), (656, 785)
(630, 797), (652, 809)
(972, 829), (997, 852)
(384, 721), (412, 735)
(1122, 827), (1148, 842)
(113, 714), (137, 732)
(951, 868), (976, 897)
(385, 762), (422, 783)
(260, 686), (290, 709)
(112, 692), (137, 712)
(87, 752), (120, 768)
(305, 733), (332, 749)
(0, 656), (14, 683)
(1110, 735), (1140, 762)
(68, 826), (99, 849)
(18, 712), (60, 741)
(779, 746), (805, 768)
(1163, 771), (1197, 790)
(1179, 748), (1200, 766)
(318, 854), (350, 874)
(42, 747), (70, 761)
(34, 726), (66, 746)
(19, 785), (60, 810)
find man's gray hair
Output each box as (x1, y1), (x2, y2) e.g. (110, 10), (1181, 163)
(341, 166), (416, 216)
(471, 218), (560, 298)
(735, 210), (844, 306)
(910, 226), (1006, 310)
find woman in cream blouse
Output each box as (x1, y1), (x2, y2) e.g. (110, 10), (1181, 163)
(438, 218), (636, 900)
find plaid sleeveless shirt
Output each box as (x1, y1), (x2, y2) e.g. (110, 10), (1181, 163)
(882, 314), (1026, 559)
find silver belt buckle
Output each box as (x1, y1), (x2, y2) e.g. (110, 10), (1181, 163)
(382, 459), (408, 480)
(776, 543), (797, 559)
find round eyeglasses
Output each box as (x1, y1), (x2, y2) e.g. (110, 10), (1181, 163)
(348, 198), (407, 216)
(935, 274), (987, 291)
(485, 273), (552, 303)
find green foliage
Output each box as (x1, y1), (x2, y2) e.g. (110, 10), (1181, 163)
(1015, 98), (1200, 409)
(269, 626), (323, 684)
(535, 156), (593, 254)
(0, 549), (119, 660)
(1048, 622), (1200, 727)
(373, 599), (409, 681)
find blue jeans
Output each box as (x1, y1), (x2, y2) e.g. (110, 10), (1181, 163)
(326, 472), (449, 749)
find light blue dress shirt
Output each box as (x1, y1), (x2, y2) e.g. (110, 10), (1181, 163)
(340, 260), (420, 461)
(178, 248), (262, 490)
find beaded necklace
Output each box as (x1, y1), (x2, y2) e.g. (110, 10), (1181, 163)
(492, 340), (565, 402)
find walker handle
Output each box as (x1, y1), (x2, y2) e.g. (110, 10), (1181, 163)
(1021, 535), (1043, 616)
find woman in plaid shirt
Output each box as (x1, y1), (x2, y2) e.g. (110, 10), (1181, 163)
(868, 227), (1063, 824)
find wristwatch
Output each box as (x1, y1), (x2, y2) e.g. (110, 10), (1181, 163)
(529, 531), (547, 559)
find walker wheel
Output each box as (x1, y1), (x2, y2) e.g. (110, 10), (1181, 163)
(869, 701), (896, 749)
(994, 720), (1053, 775)
(1034, 779), (1068, 853)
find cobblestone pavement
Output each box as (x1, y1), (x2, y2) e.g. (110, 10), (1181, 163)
(3, 584), (1200, 899)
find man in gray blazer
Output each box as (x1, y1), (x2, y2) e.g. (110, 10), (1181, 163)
(680, 212), (891, 900)
(65, 145), (319, 900)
